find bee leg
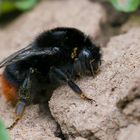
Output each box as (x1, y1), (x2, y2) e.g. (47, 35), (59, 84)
(67, 80), (93, 103)
(89, 59), (101, 76)
(73, 58), (82, 77)
(50, 67), (93, 103)
(7, 68), (33, 130)
(7, 100), (26, 130)
(89, 59), (96, 77)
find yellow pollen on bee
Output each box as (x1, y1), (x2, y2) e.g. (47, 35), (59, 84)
(71, 47), (78, 59)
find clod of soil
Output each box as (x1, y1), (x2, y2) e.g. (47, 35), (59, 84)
(49, 28), (140, 140)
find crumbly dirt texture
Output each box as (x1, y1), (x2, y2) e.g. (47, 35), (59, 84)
(0, 0), (140, 140)
(49, 28), (140, 140)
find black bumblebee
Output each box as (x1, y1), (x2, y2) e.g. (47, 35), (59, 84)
(0, 27), (101, 129)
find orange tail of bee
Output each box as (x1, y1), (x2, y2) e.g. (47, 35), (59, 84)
(0, 74), (18, 104)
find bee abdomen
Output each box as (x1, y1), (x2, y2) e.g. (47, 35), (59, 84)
(0, 73), (18, 104)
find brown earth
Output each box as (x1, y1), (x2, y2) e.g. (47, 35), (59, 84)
(0, 0), (140, 140)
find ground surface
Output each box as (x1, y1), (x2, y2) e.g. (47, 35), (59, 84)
(0, 0), (140, 140)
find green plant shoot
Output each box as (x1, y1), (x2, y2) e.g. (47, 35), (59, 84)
(109, 0), (140, 12)
(0, 120), (10, 140)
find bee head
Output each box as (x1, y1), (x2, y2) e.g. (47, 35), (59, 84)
(74, 45), (101, 76)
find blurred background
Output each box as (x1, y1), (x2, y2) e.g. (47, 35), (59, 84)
(0, 0), (140, 58)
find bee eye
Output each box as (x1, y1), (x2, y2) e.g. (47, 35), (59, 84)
(79, 49), (92, 59)
(82, 50), (91, 57)
(53, 47), (60, 51)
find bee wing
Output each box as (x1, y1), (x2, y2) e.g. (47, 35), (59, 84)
(0, 44), (33, 68)
(0, 45), (60, 68)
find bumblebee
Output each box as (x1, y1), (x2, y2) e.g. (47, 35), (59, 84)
(0, 27), (101, 129)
